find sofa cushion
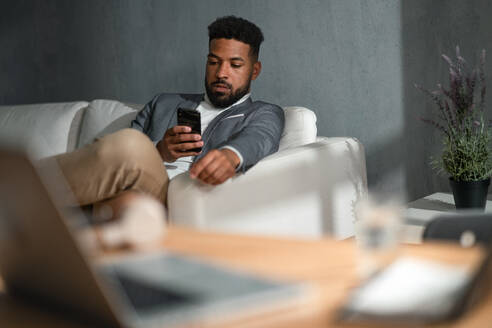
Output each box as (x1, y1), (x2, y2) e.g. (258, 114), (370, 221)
(77, 100), (140, 148)
(279, 107), (317, 150)
(0, 101), (88, 159)
(77, 102), (317, 151)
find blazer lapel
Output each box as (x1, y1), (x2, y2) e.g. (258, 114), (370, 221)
(180, 94), (203, 110)
(196, 97), (253, 162)
(201, 97), (252, 141)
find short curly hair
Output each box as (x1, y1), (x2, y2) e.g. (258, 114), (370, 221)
(208, 16), (264, 60)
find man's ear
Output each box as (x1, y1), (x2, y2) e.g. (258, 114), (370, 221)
(251, 61), (262, 81)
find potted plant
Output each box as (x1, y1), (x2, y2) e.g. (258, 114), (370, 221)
(415, 46), (492, 209)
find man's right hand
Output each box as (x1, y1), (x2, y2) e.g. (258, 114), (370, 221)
(156, 126), (203, 162)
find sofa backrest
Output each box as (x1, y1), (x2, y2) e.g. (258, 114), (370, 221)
(78, 100), (318, 151)
(77, 100), (139, 148)
(0, 99), (318, 158)
(0, 101), (88, 159)
(279, 106), (317, 150)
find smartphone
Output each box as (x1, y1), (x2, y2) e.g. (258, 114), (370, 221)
(177, 107), (202, 152)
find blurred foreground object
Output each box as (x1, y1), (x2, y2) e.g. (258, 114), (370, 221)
(423, 213), (492, 247)
(355, 198), (403, 278)
(339, 257), (475, 324)
(81, 195), (167, 251)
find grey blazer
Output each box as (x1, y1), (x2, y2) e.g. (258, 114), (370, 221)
(131, 93), (285, 172)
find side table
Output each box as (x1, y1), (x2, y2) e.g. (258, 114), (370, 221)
(402, 192), (492, 244)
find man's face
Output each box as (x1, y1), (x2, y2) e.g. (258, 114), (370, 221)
(205, 38), (261, 108)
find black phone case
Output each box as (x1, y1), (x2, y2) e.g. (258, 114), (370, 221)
(177, 108), (202, 152)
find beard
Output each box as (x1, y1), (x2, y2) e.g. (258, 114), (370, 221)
(205, 77), (251, 108)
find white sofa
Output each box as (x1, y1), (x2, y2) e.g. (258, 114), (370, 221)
(0, 99), (367, 239)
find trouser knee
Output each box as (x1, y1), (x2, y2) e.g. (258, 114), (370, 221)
(52, 129), (168, 206)
(95, 129), (157, 166)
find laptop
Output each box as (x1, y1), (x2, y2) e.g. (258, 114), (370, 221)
(0, 144), (306, 327)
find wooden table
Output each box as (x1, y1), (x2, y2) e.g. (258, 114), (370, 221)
(0, 226), (491, 327)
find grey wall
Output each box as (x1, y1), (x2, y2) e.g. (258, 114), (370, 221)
(1, 0), (492, 201)
(401, 0), (492, 199)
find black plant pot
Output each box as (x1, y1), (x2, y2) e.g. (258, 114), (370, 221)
(449, 177), (490, 210)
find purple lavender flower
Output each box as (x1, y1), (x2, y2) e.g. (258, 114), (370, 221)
(417, 47), (487, 135)
(415, 46), (491, 181)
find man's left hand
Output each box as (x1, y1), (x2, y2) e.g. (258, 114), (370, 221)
(189, 149), (240, 185)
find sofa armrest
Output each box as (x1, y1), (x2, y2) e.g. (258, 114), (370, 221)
(167, 137), (367, 239)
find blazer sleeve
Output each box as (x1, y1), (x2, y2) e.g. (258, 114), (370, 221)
(224, 104), (285, 172)
(131, 95), (159, 134)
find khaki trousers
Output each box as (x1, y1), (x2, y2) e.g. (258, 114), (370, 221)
(42, 129), (168, 207)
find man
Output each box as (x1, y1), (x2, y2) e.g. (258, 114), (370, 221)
(50, 16), (284, 219)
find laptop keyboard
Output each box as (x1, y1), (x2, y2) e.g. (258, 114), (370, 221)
(111, 273), (198, 313)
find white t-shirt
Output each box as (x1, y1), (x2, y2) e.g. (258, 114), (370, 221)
(164, 93), (249, 179)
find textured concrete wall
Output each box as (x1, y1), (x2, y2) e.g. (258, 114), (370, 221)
(401, 0), (492, 199)
(1, 0), (491, 200)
